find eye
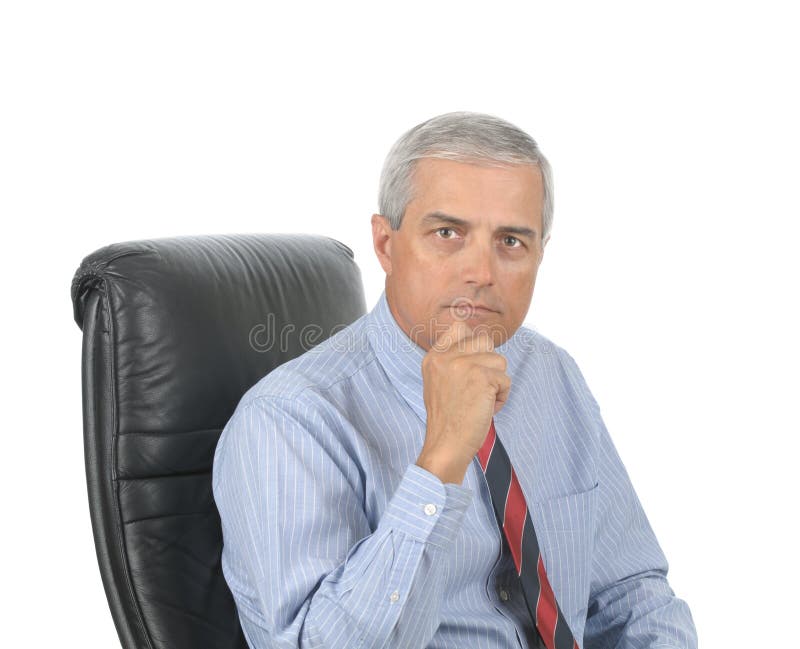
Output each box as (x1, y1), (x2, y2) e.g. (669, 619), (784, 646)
(436, 227), (458, 239)
(503, 235), (522, 248)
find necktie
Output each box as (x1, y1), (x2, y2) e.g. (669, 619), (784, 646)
(477, 418), (580, 649)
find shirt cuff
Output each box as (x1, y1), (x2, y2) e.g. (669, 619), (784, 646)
(379, 463), (474, 548)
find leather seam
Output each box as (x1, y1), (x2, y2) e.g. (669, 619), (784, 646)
(105, 278), (156, 649)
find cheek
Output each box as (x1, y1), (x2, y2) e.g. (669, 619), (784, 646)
(509, 263), (538, 289)
(401, 245), (447, 280)
(503, 269), (538, 314)
(392, 250), (442, 300)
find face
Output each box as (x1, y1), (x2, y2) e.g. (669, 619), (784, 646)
(371, 157), (549, 351)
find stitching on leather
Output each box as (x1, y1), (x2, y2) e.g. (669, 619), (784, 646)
(105, 279), (157, 649)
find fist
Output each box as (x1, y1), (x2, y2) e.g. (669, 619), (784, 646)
(416, 319), (512, 484)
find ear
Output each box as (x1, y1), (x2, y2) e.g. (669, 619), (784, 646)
(540, 233), (550, 261)
(371, 213), (393, 275)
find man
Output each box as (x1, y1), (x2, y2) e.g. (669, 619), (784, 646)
(212, 111), (697, 648)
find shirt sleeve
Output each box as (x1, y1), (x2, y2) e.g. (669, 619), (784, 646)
(558, 350), (699, 649)
(211, 395), (473, 649)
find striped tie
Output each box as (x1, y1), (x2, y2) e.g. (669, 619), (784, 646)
(477, 418), (580, 649)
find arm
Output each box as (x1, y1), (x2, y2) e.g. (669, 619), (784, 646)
(559, 351), (698, 649)
(211, 395), (473, 649)
(584, 418), (698, 649)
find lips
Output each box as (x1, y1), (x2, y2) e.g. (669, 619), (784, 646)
(447, 302), (499, 314)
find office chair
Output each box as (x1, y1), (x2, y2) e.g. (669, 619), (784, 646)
(70, 233), (367, 649)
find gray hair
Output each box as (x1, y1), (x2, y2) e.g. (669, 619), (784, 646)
(378, 111), (554, 241)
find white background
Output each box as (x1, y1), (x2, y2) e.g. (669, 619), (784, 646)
(2, 1), (798, 646)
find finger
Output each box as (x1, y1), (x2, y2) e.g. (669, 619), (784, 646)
(470, 323), (508, 354)
(467, 331), (498, 359)
(472, 351), (508, 371)
(472, 328), (495, 354)
(493, 374), (512, 414)
(432, 318), (472, 352)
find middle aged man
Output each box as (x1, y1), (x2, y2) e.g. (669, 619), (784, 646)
(212, 111), (698, 648)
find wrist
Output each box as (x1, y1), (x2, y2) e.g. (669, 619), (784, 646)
(415, 447), (471, 485)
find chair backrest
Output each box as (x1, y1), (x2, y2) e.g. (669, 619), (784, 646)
(71, 233), (366, 649)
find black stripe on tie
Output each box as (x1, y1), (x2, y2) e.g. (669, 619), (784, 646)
(519, 501), (577, 649)
(517, 513), (543, 613)
(553, 607), (575, 649)
(480, 425), (580, 649)
(483, 441), (511, 527)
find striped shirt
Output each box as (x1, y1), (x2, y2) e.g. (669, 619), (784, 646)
(212, 290), (697, 648)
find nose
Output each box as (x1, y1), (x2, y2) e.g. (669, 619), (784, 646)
(463, 239), (495, 287)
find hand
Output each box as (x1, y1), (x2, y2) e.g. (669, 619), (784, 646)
(415, 319), (512, 484)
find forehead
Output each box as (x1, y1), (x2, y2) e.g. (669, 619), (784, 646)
(406, 158), (543, 228)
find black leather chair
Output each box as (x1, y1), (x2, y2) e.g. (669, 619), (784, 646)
(71, 233), (367, 649)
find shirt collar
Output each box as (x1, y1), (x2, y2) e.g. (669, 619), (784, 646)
(365, 289), (524, 426)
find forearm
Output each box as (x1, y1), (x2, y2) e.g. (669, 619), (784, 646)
(553, 348), (698, 648)
(584, 568), (697, 649)
(227, 464), (473, 649)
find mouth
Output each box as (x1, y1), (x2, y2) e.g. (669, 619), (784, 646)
(445, 302), (500, 315)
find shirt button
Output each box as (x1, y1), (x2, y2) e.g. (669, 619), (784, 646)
(423, 503), (437, 516)
(499, 589), (510, 602)
(389, 590), (400, 603)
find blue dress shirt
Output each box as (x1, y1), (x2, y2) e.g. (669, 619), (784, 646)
(212, 290), (697, 648)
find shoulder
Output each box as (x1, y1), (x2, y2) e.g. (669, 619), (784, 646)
(237, 312), (377, 408)
(510, 324), (600, 408)
(217, 314), (379, 458)
(509, 324), (582, 374)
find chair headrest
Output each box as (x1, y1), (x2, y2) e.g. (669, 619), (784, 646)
(71, 233), (366, 649)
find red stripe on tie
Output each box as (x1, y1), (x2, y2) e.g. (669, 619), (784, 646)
(502, 469), (527, 574)
(536, 554), (559, 649)
(477, 420), (497, 471)
(481, 419), (579, 649)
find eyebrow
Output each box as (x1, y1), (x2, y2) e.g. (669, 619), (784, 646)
(420, 210), (538, 239)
